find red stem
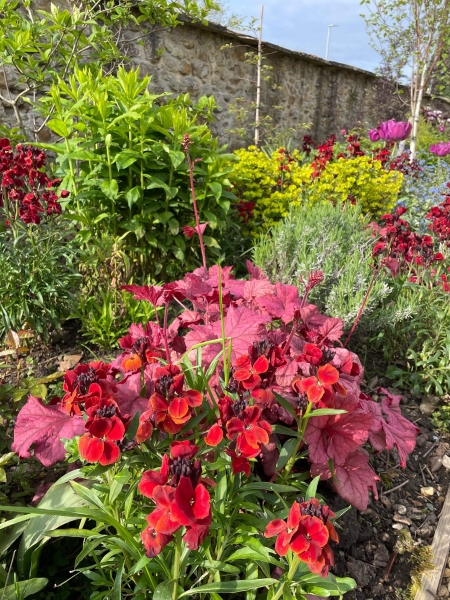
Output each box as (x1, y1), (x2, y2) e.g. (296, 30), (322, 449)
(343, 268), (378, 348)
(163, 303), (172, 365)
(187, 154), (207, 269)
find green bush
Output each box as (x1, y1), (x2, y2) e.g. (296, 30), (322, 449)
(0, 221), (79, 339)
(253, 201), (392, 330)
(39, 66), (238, 281)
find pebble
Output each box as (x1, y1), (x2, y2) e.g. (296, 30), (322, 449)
(426, 503), (435, 511)
(421, 486), (435, 496)
(394, 504), (407, 515)
(381, 532), (390, 542)
(439, 585), (449, 597)
(430, 457), (443, 472)
(420, 400), (438, 416)
(442, 455), (450, 470)
(392, 523), (405, 530)
(440, 496), (446, 503)
(445, 568), (450, 577)
(380, 496), (393, 509)
(412, 500), (424, 507)
(393, 514), (413, 525)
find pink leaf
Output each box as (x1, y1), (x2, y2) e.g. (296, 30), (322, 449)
(367, 389), (419, 467)
(113, 371), (152, 417)
(246, 260), (268, 280)
(298, 303), (329, 329)
(243, 279), (275, 304)
(121, 284), (164, 306)
(185, 306), (270, 365)
(12, 396), (85, 467)
(311, 450), (380, 511)
(275, 358), (299, 388)
(318, 317), (344, 342)
(182, 274), (213, 299)
(305, 395), (374, 465)
(258, 283), (301, 324)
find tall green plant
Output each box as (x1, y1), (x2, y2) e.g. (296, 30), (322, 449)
(253, 201), (392, 330)
(0, 0), (218, 138)
(38, 67), (237, 280)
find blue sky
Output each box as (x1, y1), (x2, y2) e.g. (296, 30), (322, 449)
(223, 0), (381, 72)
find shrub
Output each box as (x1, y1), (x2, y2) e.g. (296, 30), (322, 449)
(311, 155), (403, 217)
(0, 140), (78, 338)
(253, 201), (392, 330)
(39, 66), (238, 281)
(232, 146), (313, 234)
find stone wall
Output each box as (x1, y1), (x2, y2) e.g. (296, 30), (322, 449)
(1, 7), (448, 147)
(123, 20), (381, 146)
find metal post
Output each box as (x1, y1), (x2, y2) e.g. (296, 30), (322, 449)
(325, 24), (337, 61)
(255, 5), (264, 147)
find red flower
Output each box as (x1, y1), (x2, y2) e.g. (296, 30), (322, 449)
(264, 499), (336, 577)
(226, 449), (251, 477)
(141, 524), (172, 558)
(136, 409), (154, 443)
(293, 364), (340, 406)
(78, 433), (120, 466)
(85, 397), (125, 440)
(170, 476), (211, 526)
(205, 423), (224, 446)
(296, 343), (323, 366)
(61, 362), (111, 415)
(146, 485), (181, 535)
(150, 389), (202, 434)
(226, 405), (271, 458)
(233, 354), (269, 390)
(139, 454), (169, 498)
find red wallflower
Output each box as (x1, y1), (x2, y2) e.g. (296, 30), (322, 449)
(264, 499), (337, 577)
(293, 364), (340, 406)
(78, 432), (121, 466)
(233, 354), (269, 390)
(226, 405), (271, 458)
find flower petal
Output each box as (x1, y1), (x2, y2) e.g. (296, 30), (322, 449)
(317, 364), (339, 385)
(193, 484), (210, 520)
(205, 423), (224, 446)
(79, 434), (103, 463)
(99, 440), (120, 465)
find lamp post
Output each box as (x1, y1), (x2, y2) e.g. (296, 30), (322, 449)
(325, 24), (337, 61)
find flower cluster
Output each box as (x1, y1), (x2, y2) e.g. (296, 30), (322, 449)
(0, 138), (68, 225)
(422, 107), (450, 133)
(426, 185), (450, 245)
(139, 441), (211, 556)
(265, 498), (338, 576)
(311, 135), (336, 179)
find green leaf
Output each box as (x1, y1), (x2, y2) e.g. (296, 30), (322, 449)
(179, 579), (278, 596)
(276, 438), (299, 471)
(308, 409), (347, 417)
(1, 577), (48, 599)
(169, 150), (185, 169)
(125, 187), (141, 209)
(208, 182), (223, 200)
(305, 475), (320, 500)
(154, 579), (176, 600)
(113, 559), (124, 600)
(29, 383), (47, 399)
(125, 411), (140, 442)
(274, 392), (298, 422)
(100, 179), (119, 200)
(203, 235), (220, 248)
(47, 118), (69, 137)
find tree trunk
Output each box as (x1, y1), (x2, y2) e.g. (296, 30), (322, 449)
(410, 66), (428, 159)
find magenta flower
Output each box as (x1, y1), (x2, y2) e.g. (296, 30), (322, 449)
(430, 142), (450, 157)
(369, 120), (412, 143)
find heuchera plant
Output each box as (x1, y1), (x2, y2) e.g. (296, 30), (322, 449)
(7, 141), (419, 599)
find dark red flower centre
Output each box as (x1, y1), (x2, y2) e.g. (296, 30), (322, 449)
(156, 375), (174, 397)
(77, 368), (97, 394)
(96, 405), (117, 418)
(232, 397), (248, 419)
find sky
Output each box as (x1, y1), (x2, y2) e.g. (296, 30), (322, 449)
(223, 0), (381, 73)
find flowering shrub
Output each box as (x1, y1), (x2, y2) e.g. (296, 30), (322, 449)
(6, 258), (420, 595)
(312, 155), (403, 217)
(232, 146), (313, 234)
(0, 139), (78, 337)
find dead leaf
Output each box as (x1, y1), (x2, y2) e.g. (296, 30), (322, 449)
(58, 354), (83, 371)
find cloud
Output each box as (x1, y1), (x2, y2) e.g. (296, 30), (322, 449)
(224, 0), (380, 72)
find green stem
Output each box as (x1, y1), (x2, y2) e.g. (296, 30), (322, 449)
(271, 555), (301, 600)
(172, 530), (183, 600)
(281, 402), (312, 482)
(218, 267), (229, 386)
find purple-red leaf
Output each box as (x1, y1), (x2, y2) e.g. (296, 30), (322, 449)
(311, 450), (380, 511)
(12, 396), (85, 467)
(258, 283), (301, 324)
(318, 317), (344, 342)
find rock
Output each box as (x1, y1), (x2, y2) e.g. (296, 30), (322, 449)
(416, 434), (428, 447)
(440, 496), (446, 502)
(421, 486), (436, 496)
(371, 583), (385, 597)
(373, 544), (389, 568)
(392, 523), (405, 530)
(430, 457), (443, 472)
(426, 503), (435, 511)
(412, 500), (424, 507)
(419, 400), (436, 417)
(439, 585), (449, 597)
(436, 443), (450, 457)
(444, 568), (450, 577)
(442, 455), (450, 470)
(380, 496), (393, 510)
(381, 532), (390, 542)
(393, 514), (413, 526)
(347, 558), (377, 587)
(394, 504), (407, 515)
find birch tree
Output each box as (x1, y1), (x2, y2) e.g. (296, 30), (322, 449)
(361, 0), (450, 157)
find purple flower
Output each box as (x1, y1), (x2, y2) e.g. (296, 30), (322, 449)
(369, 120), (412, 142)
(439, 126), (445, 132)
(430, 142), (450, 157)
